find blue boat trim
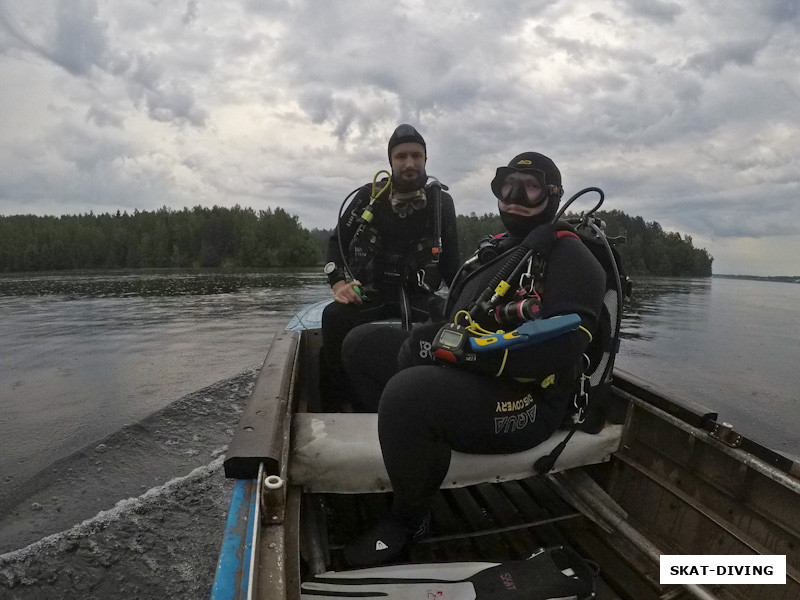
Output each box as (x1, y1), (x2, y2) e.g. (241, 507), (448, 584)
(210, 478), (258, 600)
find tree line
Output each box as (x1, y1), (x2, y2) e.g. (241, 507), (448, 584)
(444, 209), (712, 276)
(0, 206), (319, 272)
(0, 205), (711, 276)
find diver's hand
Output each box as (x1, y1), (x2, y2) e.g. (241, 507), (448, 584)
(332, 280), (363, 305)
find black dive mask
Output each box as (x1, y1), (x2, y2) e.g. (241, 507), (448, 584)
(499, 179), (548, 209)
(495, 173), (559, 236)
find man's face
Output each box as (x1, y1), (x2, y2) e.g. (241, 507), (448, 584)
(390, 142), (426, 189)
(498, 172), (548, 217)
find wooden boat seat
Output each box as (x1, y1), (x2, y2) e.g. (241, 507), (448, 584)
(289, 412), (622, 493)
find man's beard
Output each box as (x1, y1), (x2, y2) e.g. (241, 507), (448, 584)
(392, 167), (427, 193)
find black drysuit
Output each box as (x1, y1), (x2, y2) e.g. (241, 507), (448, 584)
(341, 229), (605, 526)
(321, 182), (459, 408)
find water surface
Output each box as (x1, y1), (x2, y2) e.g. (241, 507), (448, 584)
(616, 276), (799, 459)
(1, 270), (798, 599)
(0, 269), (331, 487)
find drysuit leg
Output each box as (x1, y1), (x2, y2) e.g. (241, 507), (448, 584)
(319, 301), (362, 410)
(320, 299), (394, 410)
(341, 323), (410, 412)
(378, 366), (572, 526)
(320, 291), (433, 411)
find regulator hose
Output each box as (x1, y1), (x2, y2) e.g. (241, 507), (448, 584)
(553, 186), (604, 222)
(336, 171), (392, 282)
(465, 245), (529, 323)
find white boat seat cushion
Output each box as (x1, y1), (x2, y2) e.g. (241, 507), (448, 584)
(289, 413), (622, 493)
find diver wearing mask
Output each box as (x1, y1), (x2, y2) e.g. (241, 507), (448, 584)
(338, 151), (606, 568)
(492, 151), (565, 237)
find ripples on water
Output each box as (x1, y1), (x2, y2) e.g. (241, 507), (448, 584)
(615, 276), (800, 460)
(1, 270), (798, 599)
(0, 268), (333, 599)
(0, 269), (321, 298)
(619, 277), (713, 342)
(0, 269), (332, 484)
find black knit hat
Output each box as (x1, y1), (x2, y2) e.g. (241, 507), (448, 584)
(491, 152), (563, 200)
(388, 124), (426, 160)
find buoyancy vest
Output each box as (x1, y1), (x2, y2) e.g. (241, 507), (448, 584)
(446, 218), (630, 431)
(346, 182), (444, 294)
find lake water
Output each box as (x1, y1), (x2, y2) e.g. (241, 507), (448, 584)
(0, 270), (331, 487)
(0, 269), (798, 599)
(615, 276), (800, 460)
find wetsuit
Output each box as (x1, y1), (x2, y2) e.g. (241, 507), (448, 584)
(341, 229), (605, 526)
(320, 181), (459, 409)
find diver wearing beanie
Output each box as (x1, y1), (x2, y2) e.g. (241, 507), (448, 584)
(338, 151), (606, 568)
(320, 124), (460, 411)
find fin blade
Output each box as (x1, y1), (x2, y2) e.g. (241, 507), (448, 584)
(302, 582), (476, 600)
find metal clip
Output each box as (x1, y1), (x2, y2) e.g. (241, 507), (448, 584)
(416, 269), (431, 292)
(572, 355), (591, 425)
(519, 257), (535, 294)
(572, 376), (589, 425)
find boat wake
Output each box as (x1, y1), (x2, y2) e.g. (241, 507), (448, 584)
(0, 455), (225, 564)
(0, 457), (235, 599)
(0, 369), (258, 600)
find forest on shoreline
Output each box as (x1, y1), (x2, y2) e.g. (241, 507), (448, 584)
(0, 205), (712, 276)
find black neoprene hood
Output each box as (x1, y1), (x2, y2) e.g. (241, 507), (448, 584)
(388, 124), (426, 160)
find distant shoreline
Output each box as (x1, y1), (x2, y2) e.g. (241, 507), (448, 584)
(713, 274), (800, 284)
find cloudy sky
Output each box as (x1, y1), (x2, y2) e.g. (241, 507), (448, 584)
(1, 0), (798, 276)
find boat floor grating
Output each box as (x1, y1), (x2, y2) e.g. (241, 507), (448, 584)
(312, 476), (584, 569)
(302, 477), (625, 599)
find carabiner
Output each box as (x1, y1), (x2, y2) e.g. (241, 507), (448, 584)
(519, 256), (536, 294)
(572, 354), (591, 424)
(416, 269), (431, 292)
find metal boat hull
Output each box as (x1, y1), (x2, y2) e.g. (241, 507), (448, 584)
(213, 325), (799, 600)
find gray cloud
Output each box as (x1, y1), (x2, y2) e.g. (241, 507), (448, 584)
(86, 104), (124, 128)
(686, 39), (766, 76)
(53, 0), (108, 75)
(1, 0), (799, 275)
(183, 0), (199, 26)
(762, 0), (800, 22)
(617, 0), (683, 23)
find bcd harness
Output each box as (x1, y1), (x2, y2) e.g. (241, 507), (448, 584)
(432, 187), (631, 473)
(336, 171), (446, 302)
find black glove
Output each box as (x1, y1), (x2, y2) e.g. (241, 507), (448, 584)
(521, 222), (559, 255)
(397, 320), (445, 370)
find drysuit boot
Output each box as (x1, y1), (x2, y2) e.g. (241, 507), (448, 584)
(343, 512), (430, 567)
